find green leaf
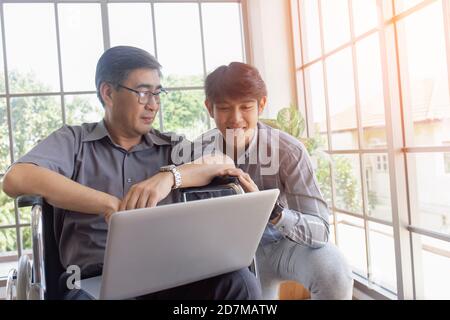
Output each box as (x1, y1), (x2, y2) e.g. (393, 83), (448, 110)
(276, 107), (305, 138)
(259, 118), (280, 129)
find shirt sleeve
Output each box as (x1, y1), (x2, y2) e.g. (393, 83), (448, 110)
(13, 125), (80, 179)
(275, 143), (330, 248)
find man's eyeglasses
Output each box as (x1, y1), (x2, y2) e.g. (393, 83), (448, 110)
(117, 84), (167, 105)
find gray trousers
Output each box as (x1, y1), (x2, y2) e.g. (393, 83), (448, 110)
(63, 267), (261, 300)
(256, 238), (354, 300)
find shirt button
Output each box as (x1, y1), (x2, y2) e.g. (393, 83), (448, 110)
(127, 178), (132, 183)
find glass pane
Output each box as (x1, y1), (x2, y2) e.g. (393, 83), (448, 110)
(65, 94), (103, 126)
(161, 90), (209, 141)
(352, 0), (378, 36)
(408, 153), (450, 235)
(202, 3), (243, 73)
(300, 0), (322, 62)
(20, 226), (32, 252)
(18, 203), (30, 225)
(382, 0), (394, 20)
(108, 3), (155, 55)
(0, 99), (10, 173)
(356, 33), (387, 149)
(326, 49), (358, 150)
(154, 3), (203, 87)
(4, 4), (60, 93)
(321, 0), (351, 53)
(304, 62), (328, 147)
(368, 222), (397, 293)
(11, 96), (62, 160)
(336, 213), (367, 277)
(58, 4), (103, 92)
(295, 71), (306, 123)
(0, 178), (16, 226)
(0, 227), (18, 258)
(0, 257), (18, 279)
(418, 235), (450, 299)
(333, 154), (363, 213)
(397, 1), (450, 147)
(395, 0), (425, 14)
(363, 154), (392, 222)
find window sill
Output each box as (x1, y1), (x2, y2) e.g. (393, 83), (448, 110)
(353, 273), (397, 300)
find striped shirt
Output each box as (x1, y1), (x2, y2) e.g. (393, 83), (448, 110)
(196, 122), (330, 248)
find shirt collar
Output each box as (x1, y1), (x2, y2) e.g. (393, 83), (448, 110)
(82, 120), (110, 142)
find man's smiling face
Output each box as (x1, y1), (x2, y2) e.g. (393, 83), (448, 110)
(205, 96), (266, 151)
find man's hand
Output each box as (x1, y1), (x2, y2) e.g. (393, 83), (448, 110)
(220, 168), (259, 193)
(103, 196), (122, 223)
(119, 172), (173, 212)
(219, 168), (281, 224)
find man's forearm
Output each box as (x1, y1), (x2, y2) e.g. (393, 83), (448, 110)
(3, 163), (119, 216)
(177, 154), (235, 188)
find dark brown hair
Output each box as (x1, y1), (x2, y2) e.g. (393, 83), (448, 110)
(204, 62), (267, 103)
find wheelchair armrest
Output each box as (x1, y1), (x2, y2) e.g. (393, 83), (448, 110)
(180, 175), (244, 195)
(17, 195), (44, 208)
(209, 175), (240, 186)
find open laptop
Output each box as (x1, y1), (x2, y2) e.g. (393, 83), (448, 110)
(80, 188), (280, 300)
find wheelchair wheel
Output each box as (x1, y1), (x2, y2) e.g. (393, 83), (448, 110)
(5, 268), (17, 300)
(16, 255), (32, 300)
(28, 283), (42, 300)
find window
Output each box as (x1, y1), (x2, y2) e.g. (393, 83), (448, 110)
(444, 142), (450, 174)
(376, 155), (388, 172)
(291, 0), (450, 299)
(444, 152), (450, 174)
(0, 0), (245, 280)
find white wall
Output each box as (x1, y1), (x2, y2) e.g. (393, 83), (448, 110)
(244, 0), (297, 119)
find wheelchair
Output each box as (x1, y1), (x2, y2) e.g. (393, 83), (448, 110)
(5, 176), (258, 300)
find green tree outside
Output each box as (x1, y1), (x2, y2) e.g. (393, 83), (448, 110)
(0, 72), (209, 256)
(261, 106), (369, 214)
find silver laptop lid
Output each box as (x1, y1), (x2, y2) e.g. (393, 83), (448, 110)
(99, 189), (279, 300)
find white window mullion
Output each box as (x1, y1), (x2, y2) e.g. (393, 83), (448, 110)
(54, 2), (66, 125)
(317, 0), (339, 245)
(377, 0), (416, 300)
(348, 0), (373, 287)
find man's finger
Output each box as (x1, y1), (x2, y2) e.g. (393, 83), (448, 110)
(146, 196), (158, 208)
(136, 189), (151, 209)
(119, 194), (129, 212)
(125, 190), (140, 210)
(223, 168), (243, 177)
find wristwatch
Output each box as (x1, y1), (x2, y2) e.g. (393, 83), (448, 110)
(159, 165), (182, 189)
(270, 201), (284, 221)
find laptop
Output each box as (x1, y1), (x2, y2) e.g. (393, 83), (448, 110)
(80, 188), (280, 300)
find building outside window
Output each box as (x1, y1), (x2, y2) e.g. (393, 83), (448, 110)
(291, 0), (450, 299)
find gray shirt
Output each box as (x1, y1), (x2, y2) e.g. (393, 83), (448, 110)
(196, 122), (330, 248)
(16, 120), (184, 277)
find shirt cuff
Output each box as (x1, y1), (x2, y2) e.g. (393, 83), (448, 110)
(273, 208), (299, 235)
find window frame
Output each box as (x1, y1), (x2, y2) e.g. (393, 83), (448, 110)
(291, 0), (450, 299)
(0, 0), (246, 281)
